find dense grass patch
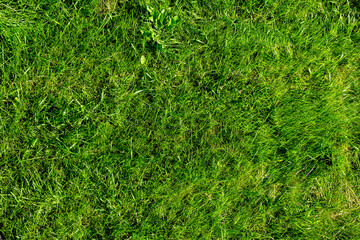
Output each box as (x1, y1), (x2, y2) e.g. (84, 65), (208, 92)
(1, 0), (360, 238)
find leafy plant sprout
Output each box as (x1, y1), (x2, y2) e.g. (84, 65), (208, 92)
(140, 4), (180, 50)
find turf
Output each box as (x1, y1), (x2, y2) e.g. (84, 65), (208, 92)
(1, 0), (360, 239)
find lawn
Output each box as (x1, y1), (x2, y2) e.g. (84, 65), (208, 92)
(1, 0), (360, 239)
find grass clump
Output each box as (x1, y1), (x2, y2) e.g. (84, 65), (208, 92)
(1, 0), (360, 239)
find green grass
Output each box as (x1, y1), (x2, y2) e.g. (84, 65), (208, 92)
(1, 0), (360, 238)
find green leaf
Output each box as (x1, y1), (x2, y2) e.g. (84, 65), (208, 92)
(140, 55), (146, 65)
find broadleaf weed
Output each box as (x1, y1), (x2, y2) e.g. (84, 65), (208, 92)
(140, 3), (180, 50)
